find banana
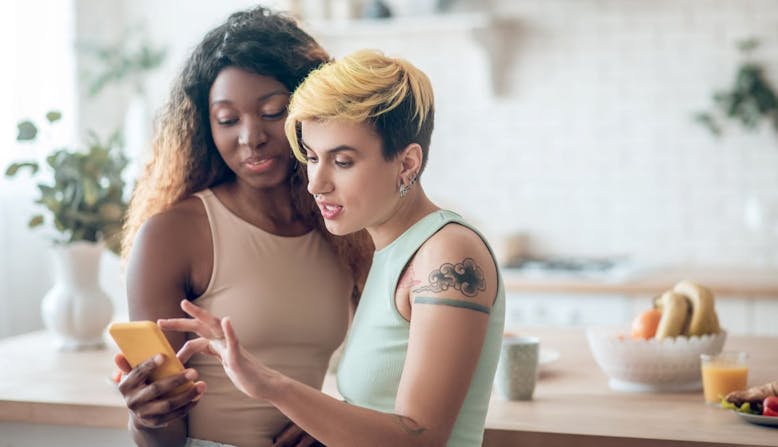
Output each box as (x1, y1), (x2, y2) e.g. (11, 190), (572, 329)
(672, 280), (720, 336)
(654, 291), (690, 339)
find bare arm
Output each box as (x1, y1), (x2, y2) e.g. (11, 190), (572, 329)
(119, 201), (211, 447)
(161, 224), (497, 446)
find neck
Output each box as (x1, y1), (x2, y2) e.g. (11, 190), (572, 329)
(367, 185), (439, 250)
(213, 179), (308, 236)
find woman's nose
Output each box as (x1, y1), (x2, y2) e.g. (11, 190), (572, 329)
(307, 163), (330, 196)
(239, 119), (268, 148)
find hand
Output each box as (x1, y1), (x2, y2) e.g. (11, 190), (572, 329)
(159, 300), (280, 401)
(272, 422), (325, 447)
(114, 352), (206, 429)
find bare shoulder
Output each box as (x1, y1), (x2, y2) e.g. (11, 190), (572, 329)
(417, 223), (495, 274)
(135, 197), (207, 246)
(127, 195), (211, 290)
(409, 223), (498, 310)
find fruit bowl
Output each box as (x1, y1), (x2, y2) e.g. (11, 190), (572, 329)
(586, 326), (727, 392)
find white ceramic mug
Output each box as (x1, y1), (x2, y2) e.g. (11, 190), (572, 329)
(494, 336), (539, 400)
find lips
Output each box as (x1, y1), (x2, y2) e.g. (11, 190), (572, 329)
(242, 156), (275, 174)
(316, 200), (343, 220)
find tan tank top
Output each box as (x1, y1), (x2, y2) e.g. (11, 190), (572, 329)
(187, 189), (352, 447)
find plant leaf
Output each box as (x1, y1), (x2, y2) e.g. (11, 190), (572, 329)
(5, 161), (39, 177)
(82, 178), (99, 207)
(16, 121), (38, 141)
(98, 202), (124, 222)
(737, 38), (759, 53)
(693, 112), (722, 136)
(28, 215), (44, 228)
(45, 110), (62, 123)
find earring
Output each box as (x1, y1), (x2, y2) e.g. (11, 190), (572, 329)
(399, 173), (418, 198)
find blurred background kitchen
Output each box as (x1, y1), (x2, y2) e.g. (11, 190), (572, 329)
(3, 0), (778, 341)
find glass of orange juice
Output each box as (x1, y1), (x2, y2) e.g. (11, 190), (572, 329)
(700, 351), (748, 405)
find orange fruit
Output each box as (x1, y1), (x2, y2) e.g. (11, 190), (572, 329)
(631, 309), (662, 340)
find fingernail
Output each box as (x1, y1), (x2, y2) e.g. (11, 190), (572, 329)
(154, 354), (165, 365)
(185, 369), (198, 380)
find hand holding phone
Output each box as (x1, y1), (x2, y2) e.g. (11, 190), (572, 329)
(109, 320), (194, 394)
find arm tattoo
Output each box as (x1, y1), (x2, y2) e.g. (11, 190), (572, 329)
(394, 414), (427, 437)
(397, 266), (421, 290)
(412, 257), (486, 297)
(414, 296), (491, 314)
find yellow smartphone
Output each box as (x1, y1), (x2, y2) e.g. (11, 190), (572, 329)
(108, 320), (193, 393)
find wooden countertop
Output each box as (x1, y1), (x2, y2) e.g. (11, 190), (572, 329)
(1, 329), (777, 446)
(502, 265), (778, 298)
(0, 331), (127, 428)
(483, 327), (778, 447)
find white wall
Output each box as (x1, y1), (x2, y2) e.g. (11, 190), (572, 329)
(1, 0), (80, 338)
(312, 0), (778, 269)
(4, 0), (778, 338)
(471, 0), (778, 267)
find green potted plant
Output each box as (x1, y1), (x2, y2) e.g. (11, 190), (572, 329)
(6, 111), (128, 254)
(694, 38), (778, 137)
(5, 111), (128, 350)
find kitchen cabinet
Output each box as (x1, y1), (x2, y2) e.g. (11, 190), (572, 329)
(0, 422), (132, 447)
(506, 293), (632, 328)
(503, 266), (778, 335)
(753, 299), (778, 336)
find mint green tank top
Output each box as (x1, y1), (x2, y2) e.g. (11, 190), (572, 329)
(336, 210), (505, 447)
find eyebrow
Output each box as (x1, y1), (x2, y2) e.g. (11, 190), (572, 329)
(301, 140), (359, 155)
(211, 90), (290, 107)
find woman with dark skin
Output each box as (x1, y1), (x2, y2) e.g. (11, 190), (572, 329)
(113, 7), (370, 447)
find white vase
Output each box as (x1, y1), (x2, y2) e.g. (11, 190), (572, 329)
(41, 241), (114, 350)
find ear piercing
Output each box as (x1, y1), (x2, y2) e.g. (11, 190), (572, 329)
(399, 173), (418, 198)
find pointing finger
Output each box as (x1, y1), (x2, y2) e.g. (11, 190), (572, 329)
(177, 338), (213, 363)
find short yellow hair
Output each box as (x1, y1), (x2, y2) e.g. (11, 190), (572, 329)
(285, 49), (435, 172)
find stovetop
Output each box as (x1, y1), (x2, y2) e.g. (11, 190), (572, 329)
(503, 256), (636, 281)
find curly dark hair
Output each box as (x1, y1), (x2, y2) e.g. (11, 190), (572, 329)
(124, 6), (372, 291)
(181, 6), (331, 190)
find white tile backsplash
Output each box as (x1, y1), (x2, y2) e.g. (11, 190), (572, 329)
(354, 0), (778, 268)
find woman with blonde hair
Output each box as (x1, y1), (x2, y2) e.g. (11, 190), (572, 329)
(162, 49), (505, 447)
(114, 7), (371, 447)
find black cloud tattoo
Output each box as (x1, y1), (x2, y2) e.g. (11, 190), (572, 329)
(412, 257), (486, 298)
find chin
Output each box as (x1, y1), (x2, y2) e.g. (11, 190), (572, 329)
(323, 222), (347, 236)
(245, 172), (290, 190)
(323, 220), (358, 236)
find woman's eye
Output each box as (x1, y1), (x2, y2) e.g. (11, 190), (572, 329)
(305, 154), (318, 163)
(262, 108), (287, 120)
(334, 160), (353, 168)
(217, 118), (238, 126)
